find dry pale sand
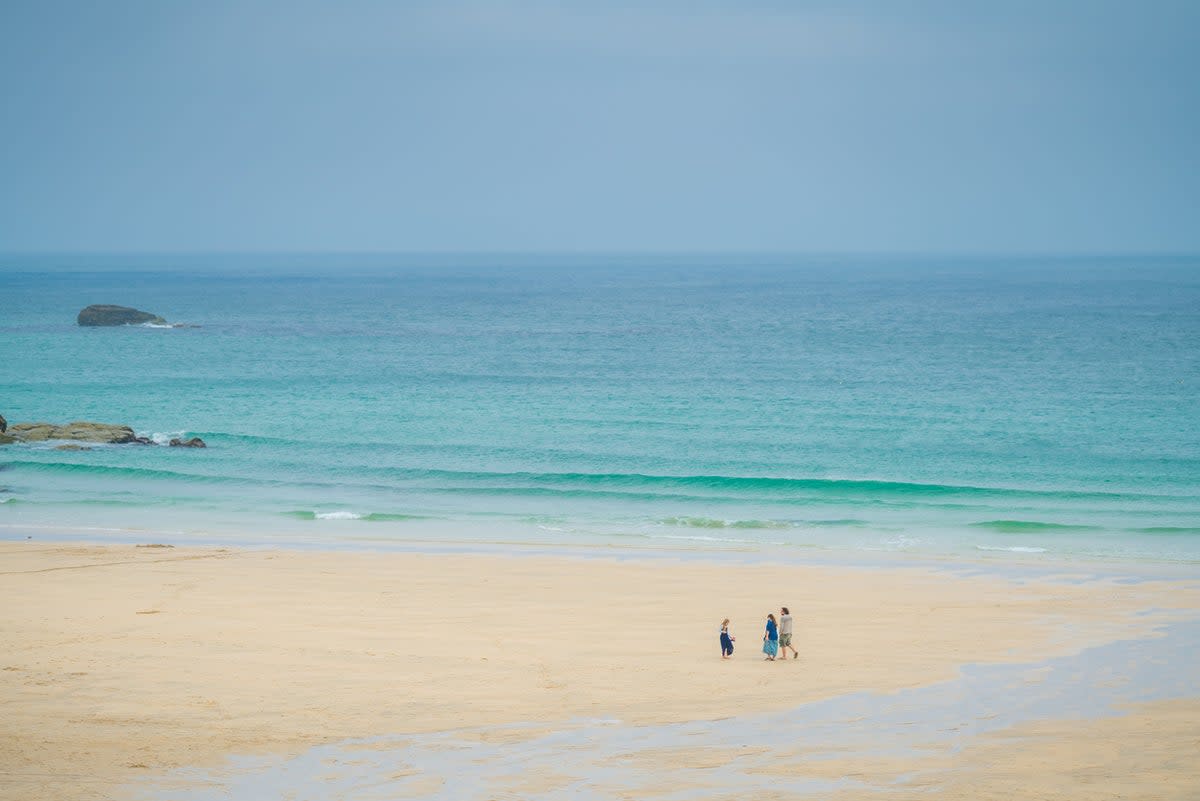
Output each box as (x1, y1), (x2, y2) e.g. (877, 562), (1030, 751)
(0, 541), (1197, 800)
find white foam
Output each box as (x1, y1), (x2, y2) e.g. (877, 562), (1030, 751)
(652, 534), (784, 546)
(139, 430), (185, 446)
(976, 545), (1048, 553)
(315, 511), (364, 520)
(877, 536), (922, 549)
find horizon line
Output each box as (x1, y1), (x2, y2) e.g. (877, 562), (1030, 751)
(2, 249), (1199, 259)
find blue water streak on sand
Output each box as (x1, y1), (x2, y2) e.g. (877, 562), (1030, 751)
(133, 617), (1200, 800)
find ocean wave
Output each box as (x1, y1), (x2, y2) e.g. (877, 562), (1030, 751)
(176, 431), (313, 447)
(284, 510), (425, 522)
(976, 545), (1049, 553)
(392, 469), (1192, 509)
(548, 471), (1178, 501)
(659, 516), (791, 529)
(651, 534), (785, 545)
(0, 496), (207, 508)
(1129, 526), (1200, 536)
(363, 512), (427, 522)
(138, 430), (186, 446)
(6, 461), (239, 483)
(436, 485), (729, 503)
(877, 536), (923, 549)
(970, 520), (1096, 533)
(6, 460), (1191, 520)
(421, 470), (1134, 500)
(285, 510), (363, 520)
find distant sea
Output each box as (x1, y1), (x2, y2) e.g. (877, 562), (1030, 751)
(2, 253), (1198, 564)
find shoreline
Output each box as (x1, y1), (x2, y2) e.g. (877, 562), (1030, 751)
(2, 539), (1198, 800)
(4, 524), (1199, 581)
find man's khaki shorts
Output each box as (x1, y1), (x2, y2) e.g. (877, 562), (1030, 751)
(779, 633), (792, 648)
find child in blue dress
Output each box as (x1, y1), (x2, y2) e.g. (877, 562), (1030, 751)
(720, 619), (735, 658)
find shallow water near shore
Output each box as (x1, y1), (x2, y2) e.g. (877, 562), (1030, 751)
(2, 253), (1199, 563)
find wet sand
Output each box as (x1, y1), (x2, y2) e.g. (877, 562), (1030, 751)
(0, 541), (1197, 800)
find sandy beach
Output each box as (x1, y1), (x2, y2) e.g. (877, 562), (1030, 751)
(6, 0), (1198, 796)
(1, 541), (1198, 800)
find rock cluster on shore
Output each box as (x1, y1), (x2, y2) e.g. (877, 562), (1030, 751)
(0, 420), (205, 448)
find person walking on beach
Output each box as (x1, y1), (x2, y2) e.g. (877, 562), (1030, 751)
(779, 606), (798, 660)
(720, 618), (735, 659)
(762, 613), (779, 660)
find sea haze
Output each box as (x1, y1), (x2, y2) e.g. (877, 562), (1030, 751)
(1, 254), (1198, 562)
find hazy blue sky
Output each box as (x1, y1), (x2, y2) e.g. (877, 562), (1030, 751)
(1, 1), (1197, 253)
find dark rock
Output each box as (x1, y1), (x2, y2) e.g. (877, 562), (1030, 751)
(77, 304), (167, 327)
(169, 437), (206, 448)
(133, 436), (154, 445)
(54, 444), (93, 451)
(0, 414), (6, 433)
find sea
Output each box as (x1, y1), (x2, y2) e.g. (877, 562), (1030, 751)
(1, 253), (1198, 564)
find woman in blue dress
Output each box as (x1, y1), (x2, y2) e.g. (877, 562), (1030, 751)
(719, 618), (735, 658)
(762, 613), (779, 660)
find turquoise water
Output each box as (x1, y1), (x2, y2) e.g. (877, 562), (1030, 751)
(2, 253), (1198, 562)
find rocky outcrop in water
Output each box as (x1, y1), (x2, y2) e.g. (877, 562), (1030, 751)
(4, 422), (148, 444)
(169, 437), (206, 448)
(77, 304), (167, 327)
(0, 419), (208, 448)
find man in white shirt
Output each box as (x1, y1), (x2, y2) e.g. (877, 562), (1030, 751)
(779, 606), (798, 660)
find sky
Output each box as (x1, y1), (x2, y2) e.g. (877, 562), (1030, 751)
(1, 1), (1197, 253)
